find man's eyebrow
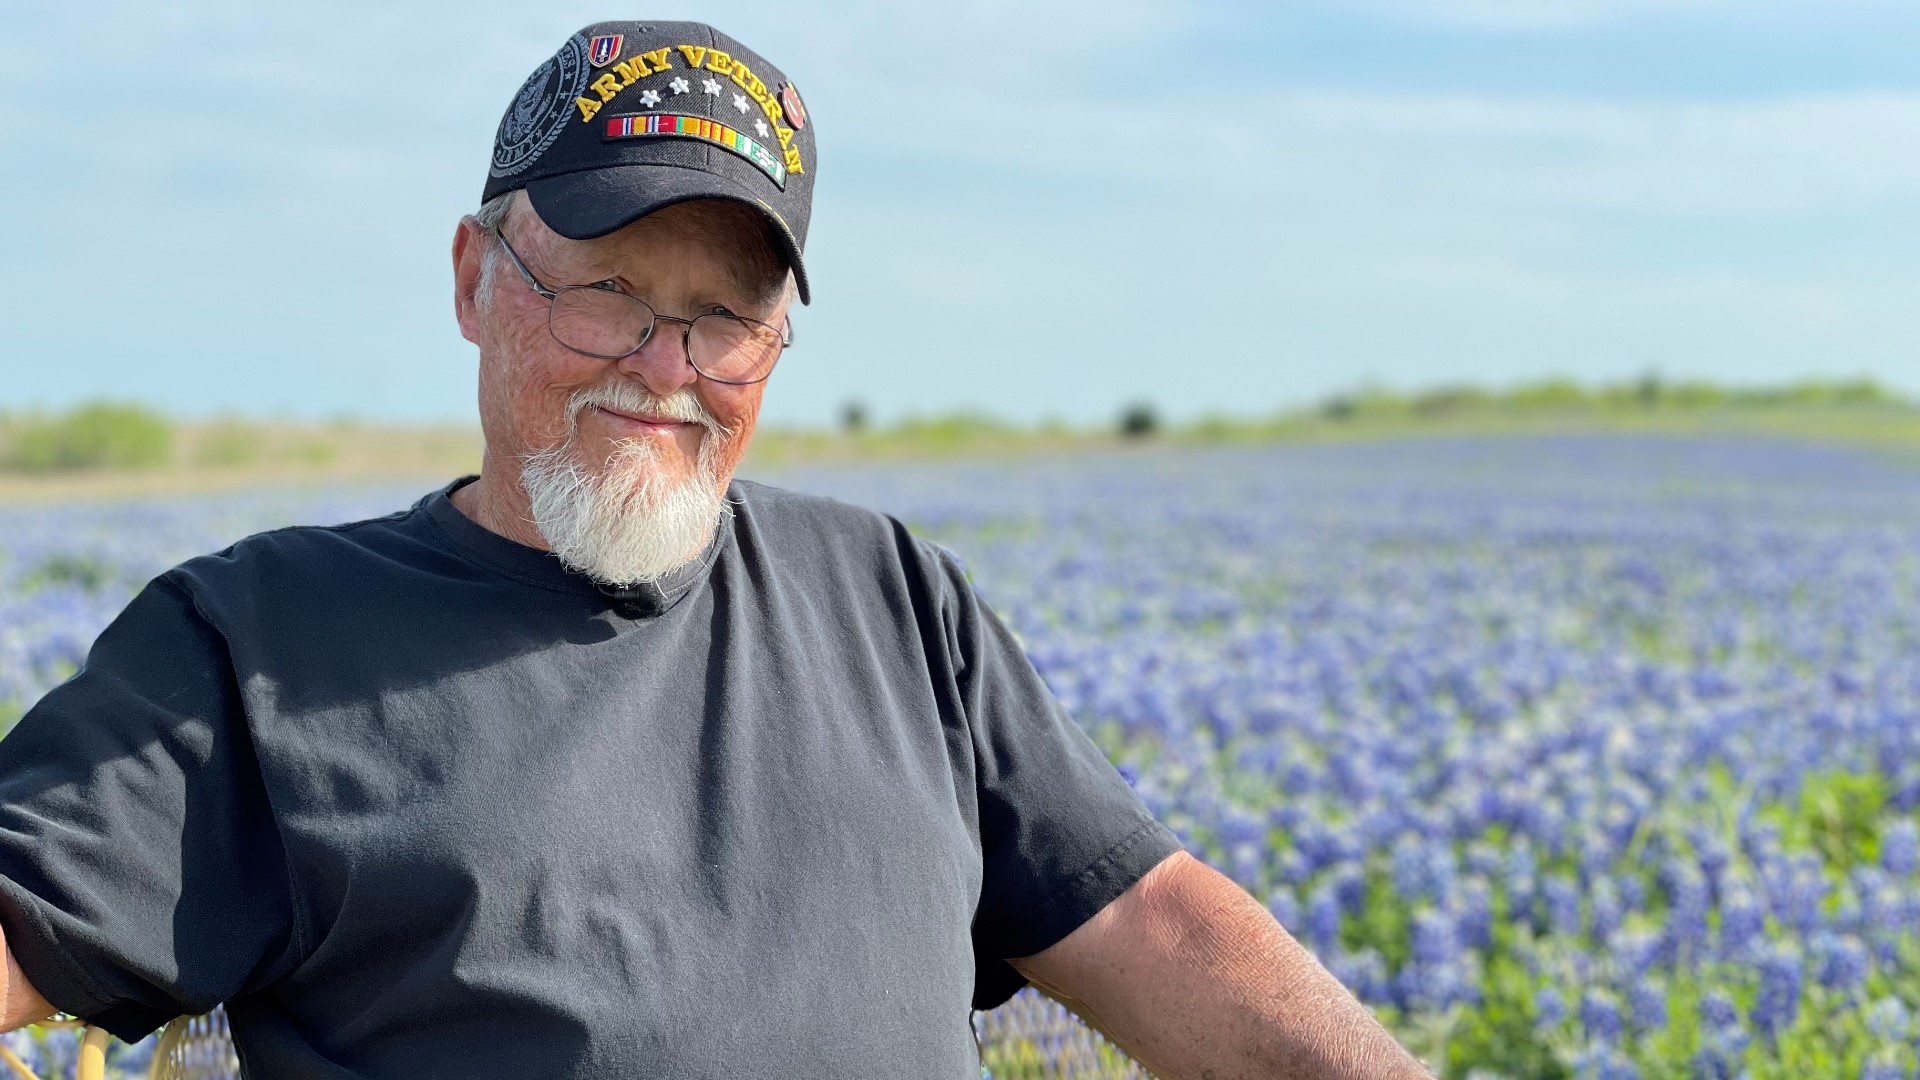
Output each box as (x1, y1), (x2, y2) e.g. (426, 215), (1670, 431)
(727, 271), (786, 311)
(556, 241), (625, 277)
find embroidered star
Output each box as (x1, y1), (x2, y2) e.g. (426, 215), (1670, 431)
(754, 119), (769, 138)
(638, 89), (662, 108)
(732, 93), (750, 114)
(669, 76), (690, 94)
(702, 78), (722, 95)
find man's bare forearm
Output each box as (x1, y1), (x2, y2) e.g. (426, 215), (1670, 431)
(0, 925), (55, 1033)
(1015, 852), (1432, 1079)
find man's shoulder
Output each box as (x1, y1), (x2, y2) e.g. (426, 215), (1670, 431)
(729, 477), (892, 532)
(729, 478), (955, 577)
(162, 491), (446, 606)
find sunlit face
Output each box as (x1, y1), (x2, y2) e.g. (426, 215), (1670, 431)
(462, 197), (790, 490)
(450, 196), (793, 582)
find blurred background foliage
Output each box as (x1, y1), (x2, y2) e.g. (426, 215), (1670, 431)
(0, 404), (174, 473)
(1, 376), (1912, 494)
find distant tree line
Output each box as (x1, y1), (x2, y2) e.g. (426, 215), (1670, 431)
(1314, 375), (1903, 423)
(0, 402), (290, 475)
(834, 378), (1910, 447)
(3, 378), (1910, 475)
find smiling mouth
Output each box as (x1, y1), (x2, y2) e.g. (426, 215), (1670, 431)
(592, 404), (695, 429)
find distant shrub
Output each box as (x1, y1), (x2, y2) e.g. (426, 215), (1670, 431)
(1412, 385), (1492, 417)
(291, 438), (339, 466)
(1826, 379), (1898, 406)
(1635, 371), (1665, 409)
(1321, 396), (1359, 422)
(1504, 378), (1591, 410)
(840, 400), (869, 436)
(1190, 414), (1245, 439)
(1, 402), (174, 472)
(1118, 402), (1158, 439)
(1742, 378), (1899, 408)
(891, 411), (1013, 449)
(191, 419), (267, 468)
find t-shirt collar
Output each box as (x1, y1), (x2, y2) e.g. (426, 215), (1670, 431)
(421, 475), (726, 619)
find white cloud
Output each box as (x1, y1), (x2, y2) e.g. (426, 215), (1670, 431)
(40, 0), (1919, 226)
(1376, 250), (1915, 327)
(1381, 254), (1577, 301)
(822, 78), (1920, 219)
(6, 0), (1919, 419)
(1258, 91), (1920, 215)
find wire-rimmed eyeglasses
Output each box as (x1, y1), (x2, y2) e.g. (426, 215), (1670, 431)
(487, 223), (792, 386)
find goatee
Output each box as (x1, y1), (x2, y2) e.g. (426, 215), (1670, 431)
(520, 382), (734, 587)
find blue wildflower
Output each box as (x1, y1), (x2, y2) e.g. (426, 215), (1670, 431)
(1813, 933), (1870, 996)
(1455, 876), (1494, 951)
(1860, 1055), (1908, 1080)
(1865, 996), (1911, 1043)
(1716, 883), (1765, 961)
(1750, 942), (1804, 1039)
(1580, 988), (1625, 1045)
(1627, 977), (1667, 1033)
(1267, 886), (1300, 931)
(1535, 985), (1568, 1030)
(1305, 882), (1341, 954)
(1882, 819), (1920, 878)
(1699, 988), (1740, 1032)
(1544, 874), (1582, 936)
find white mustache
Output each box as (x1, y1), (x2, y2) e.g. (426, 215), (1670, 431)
(565, 381), (730, 440)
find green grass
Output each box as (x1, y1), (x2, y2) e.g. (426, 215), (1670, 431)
(4, 391), (1916, 506)
(1178, 404), (1920, 451)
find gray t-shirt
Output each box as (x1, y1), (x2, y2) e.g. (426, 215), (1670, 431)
(0, 478), (1179, 1078)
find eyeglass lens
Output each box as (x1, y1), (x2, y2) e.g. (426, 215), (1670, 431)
(548, 287), (785, 384)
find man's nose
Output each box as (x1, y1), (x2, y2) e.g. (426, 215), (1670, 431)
(614, 318), (701, 397)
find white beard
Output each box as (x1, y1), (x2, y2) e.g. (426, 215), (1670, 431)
(520, 382), (734, 587)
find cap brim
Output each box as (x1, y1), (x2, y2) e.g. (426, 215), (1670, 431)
(525, 165), (811, 305)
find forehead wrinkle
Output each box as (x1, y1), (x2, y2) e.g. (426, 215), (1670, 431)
(635, 204), (784, 292)
(616, 236), (784, 310)
(521, 201), (786, 307)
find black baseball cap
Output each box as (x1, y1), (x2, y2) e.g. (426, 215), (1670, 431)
(483, 21), (817, 304)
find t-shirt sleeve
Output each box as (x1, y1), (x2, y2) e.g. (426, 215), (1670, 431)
(0, 574), (297, 1042)
(925, 543), (1181, 1010)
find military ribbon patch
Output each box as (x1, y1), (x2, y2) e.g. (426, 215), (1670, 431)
(604, 113), (788, 188)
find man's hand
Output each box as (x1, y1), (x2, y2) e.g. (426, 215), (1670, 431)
(0, 924), (55, 1033)
(1010, 851), (1433, 1079)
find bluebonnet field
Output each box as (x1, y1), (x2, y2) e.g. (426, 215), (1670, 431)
(2, 436), (1918, 1079)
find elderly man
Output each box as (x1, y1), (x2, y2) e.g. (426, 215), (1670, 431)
(0, 20), (1429, 1080)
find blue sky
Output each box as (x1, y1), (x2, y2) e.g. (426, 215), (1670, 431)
(3, 1), (1917, 426)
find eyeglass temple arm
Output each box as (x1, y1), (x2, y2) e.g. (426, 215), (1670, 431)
(486, 224), (558, 300)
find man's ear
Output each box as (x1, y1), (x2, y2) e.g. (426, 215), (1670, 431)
(453, 217), (488, 347)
